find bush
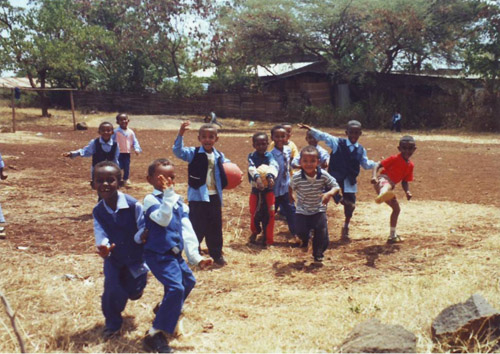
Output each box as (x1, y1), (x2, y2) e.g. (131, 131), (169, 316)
(158, 77), (206, 98)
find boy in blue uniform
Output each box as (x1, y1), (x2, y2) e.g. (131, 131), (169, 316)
(299, 121), (376, 242)
(91, 161), (147, 339)
(173, 121), (229, 266)
(142, 158), (212, 353)
(63, 121), (120, 178)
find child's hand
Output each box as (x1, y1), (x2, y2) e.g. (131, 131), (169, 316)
(289, 194), (295, 204)
(298, 123), (312, 130)
(370, 177), (377, 185)
(267, 176), (275, 189)
(198, 258), (213, 270)
(134, 150), (140, 156)
(255, 176), (265, 191)
(321, 193), (333, 205)
(157, 174), (174, 190)
(96, 243), (115, 258)
(62, 152), (71, 158)
(405, 190), (412, 201)
(140, 228), (149, 244)
(179, 120), (191, 136)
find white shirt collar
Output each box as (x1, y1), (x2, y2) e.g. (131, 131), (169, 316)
(102, 191), (129, 213)
(99, 137), (114, 146)
(346, 139), (359, 149)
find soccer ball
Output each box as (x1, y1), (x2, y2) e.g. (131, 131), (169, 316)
(223, 162), (243, 190)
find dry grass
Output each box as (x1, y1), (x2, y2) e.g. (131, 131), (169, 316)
(0, 106), (499, 353)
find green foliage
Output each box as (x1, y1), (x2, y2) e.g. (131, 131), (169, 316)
(158, 76), (206, 98)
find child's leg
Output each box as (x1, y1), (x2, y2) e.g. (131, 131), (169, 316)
(312, 213), (329, 259)
(121, 268), (148, 301)
(204, 195), (224, 261)
(387, 198), (401, 240)
(118, 153), (131, 181)
(0, 202), (5, 223)
(146, 254), (189, 334)
(249, 193), (261, 237)
(375, 176), (395, 204)
(277, 192), (296, 235)
(189, 201), (207, 247)
(263, 191), (276, 245)
(295, 213), (310, 246)
(342, 193), (356, 230)
(102, 260), (130, 331)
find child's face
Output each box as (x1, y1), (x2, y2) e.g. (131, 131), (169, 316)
(271, 128), (287, 149)
(117, 115), (129, 129)
(300, 152), (319, 176)
(92, 166), (120, 202)
(198, 128), (218, 152)
(283, 125), (292, 142)
(99, 124), (114, 142)
(148, 164), (175, 190)
(345, 126), (362, 144)
(305, 133), (318, 146)
(253, 136), (269, 155)
(398, 141), (416, 160)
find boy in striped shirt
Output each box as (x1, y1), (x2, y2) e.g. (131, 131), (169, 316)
(289, 146), (340, 262)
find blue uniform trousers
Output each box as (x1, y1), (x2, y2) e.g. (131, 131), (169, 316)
(145, 251), (196, 334)
(296, 212), (329, 259)
(118, 153), (131, 180)
(102, 258), (147, 331)
(275, 192), (297, 235)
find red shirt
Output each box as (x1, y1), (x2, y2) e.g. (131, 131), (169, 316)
(380, 153), (414, 184)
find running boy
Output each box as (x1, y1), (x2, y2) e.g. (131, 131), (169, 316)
(289, 146), (340, 262)
(63, 121), (120, 178)
(298, 121), (376, 242)
(247, 132), (278, 246)
(292, 130), (329, 169)
(114, 113), (142, 186)
(270, 125), (297, 238)
(142, 158), (212, 353)
(371, 135), (416, 243)
(91, 161), (147, 339)
(173, 121), (229, 266)
(0, 152), (8, 238)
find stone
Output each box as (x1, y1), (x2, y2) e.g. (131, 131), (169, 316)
(431, 294), (500, 349)
(76, 122), (88, 130)
(340, 318), (417, 353)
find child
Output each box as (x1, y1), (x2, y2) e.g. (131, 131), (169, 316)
(91, 161), (148, 339)
(63, 121), (120, 178)
(292, 130), (329, 170)
(269, 122), (299, 160)
(371, 135), (416, 243)
(173, 121), (230, 266)
(0, 152), (7, 238)
(299, 121), (376, 242)
(114, 113), (142, 186)
(289, 146), (340, 262)
(142, 158), (212, 353)
(270, 125), (297, 238)
(247, 132), (278, 246)
(203, 111), (222, 127)
(391, 111), (402, 132)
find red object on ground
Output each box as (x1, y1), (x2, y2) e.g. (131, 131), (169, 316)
(223, 162), (243, 189)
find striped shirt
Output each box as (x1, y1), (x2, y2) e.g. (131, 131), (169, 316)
(290, 168), (338, 215)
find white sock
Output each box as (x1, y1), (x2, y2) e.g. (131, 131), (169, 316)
(149, 327), (160, 336)
(390, 227), (396, 238)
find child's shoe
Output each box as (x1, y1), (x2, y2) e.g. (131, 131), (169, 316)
(143, 332), (173, 353)
(102, 328), (120, 340)
(340, 227), (351, 243)
(375, 190), (395, 204)
(387, 235), (403, 244)
(124, 179), (132, 187)
(214, 256), (227, 266)
(249, 233), (258, 244)
(0, 227), (5, 239)
(314, 256), (324, 262)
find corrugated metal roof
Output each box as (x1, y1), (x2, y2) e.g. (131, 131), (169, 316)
(190, 62), (317, 79)
(0, 77), (35, 88)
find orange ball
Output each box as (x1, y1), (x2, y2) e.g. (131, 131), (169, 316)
(223, 162), (243, 190)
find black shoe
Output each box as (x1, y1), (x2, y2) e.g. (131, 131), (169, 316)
(214, 256), (227, 266)
(129, 290), (144, 301)
(102, 327), (119, 340)
(144, 332), (173, 353)
(249, 233), (258, 244)
(153, 302), (161, 314)
(314, 256), (324, 262)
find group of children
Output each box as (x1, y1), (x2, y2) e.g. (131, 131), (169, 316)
(23, 113), (413, 352)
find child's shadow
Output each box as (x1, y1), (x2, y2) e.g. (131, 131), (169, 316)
(66, 214), (93, 222)
(272, 260), (323, 277)
(58, 316), (142, 352)
(357, 244), (400, 268)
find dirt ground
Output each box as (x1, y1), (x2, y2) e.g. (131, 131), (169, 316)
(0, 113), (499, 352)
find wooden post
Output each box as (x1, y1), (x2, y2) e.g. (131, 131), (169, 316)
(11, 88), (16, 133)
(70, 90), (76, 130)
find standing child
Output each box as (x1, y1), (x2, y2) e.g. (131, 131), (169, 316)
(0, 152), (8, 238)
(247, 132), (278, 246)
(299, 121), (376, 242)
(114, 113), (142, 186)
(173, 121), (229, 266)
(289, 146), (340, 262)
(63, 121), (120, 178)
(292, 130), (329, 170)
(270, 125), (297, 238)
(91, 161), (148, 339)
(269, 122), (299, 160)
(371, 136), (416, 243)
(142, 158), (212, 353)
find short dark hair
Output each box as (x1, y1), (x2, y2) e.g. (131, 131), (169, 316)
(98, 121), (113, 130)
(300, 145), (319, 158)
(271, 125), (286, 136)
(199, 123), (218, 135)
(148, 158), (174, 177)
(115, 113), (128, 123)
(306, 130), (315, 139)
(252, 132), (268, 143)
(399, 135), (416, 145)
(346, 120), (362, 129)
(92, 161), (121, 181)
